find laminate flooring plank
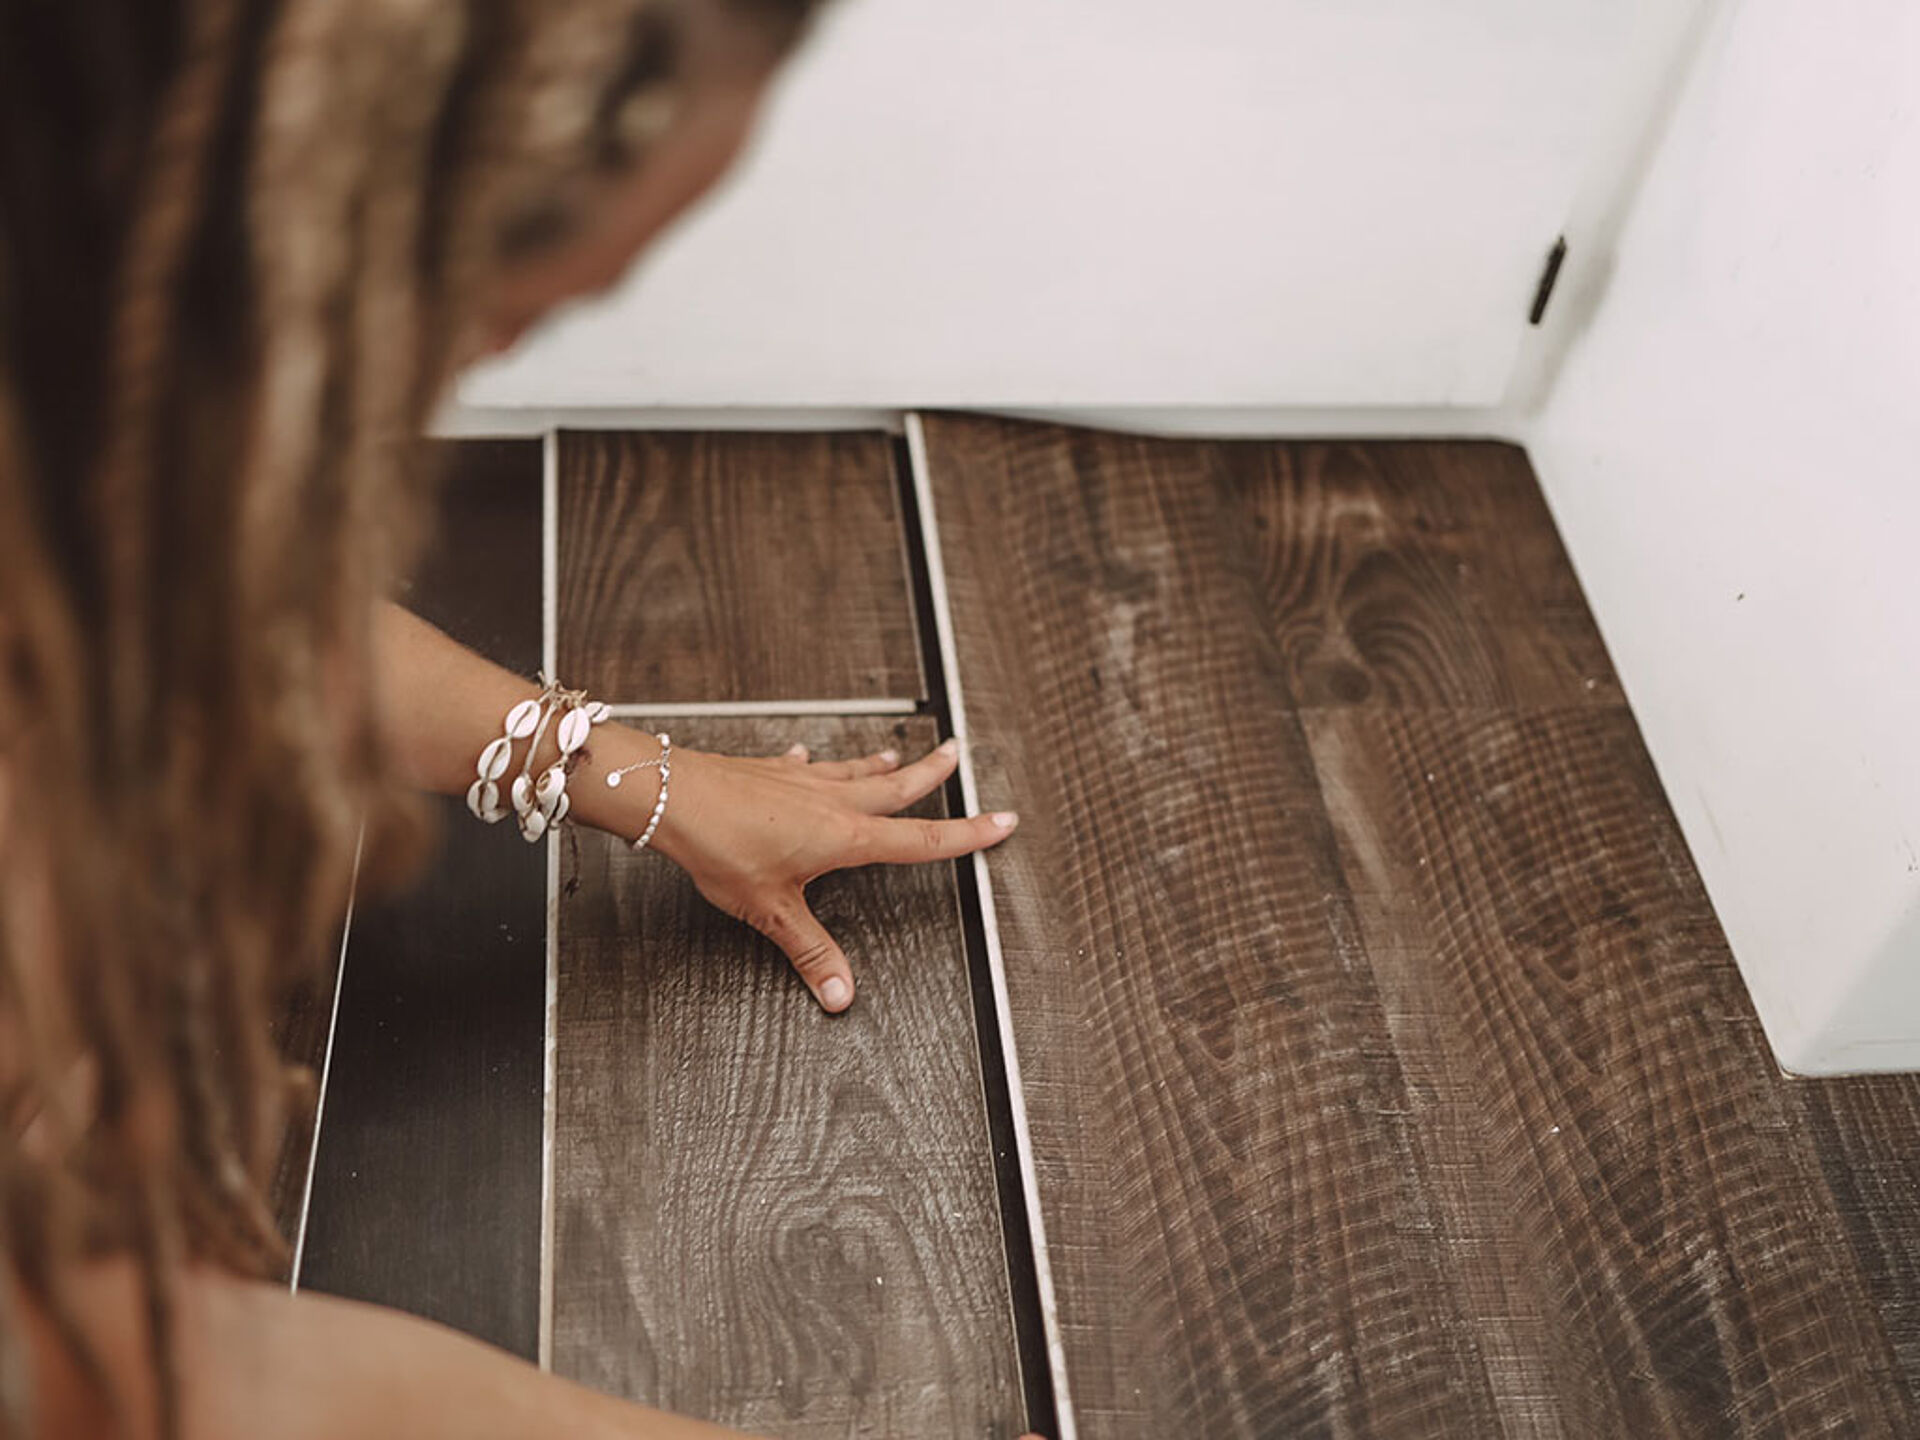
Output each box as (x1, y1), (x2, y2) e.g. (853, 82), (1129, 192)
(1304, 708), (1915, 1437)
(1243, 440), (1919, 1434)
(407, 438), (547, 679)
(272, 441), (544, 1243)
(552, 715), (1024, 1437)
(557, 432), (925, 704)
(1798, 1075), (1920, 1407)
(1227, 439), (1619, 710)
(298, 438), (545, 1358)
(920, 415), (1501, 1438)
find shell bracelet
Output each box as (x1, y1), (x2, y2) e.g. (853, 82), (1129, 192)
(466, 678), (612, 843)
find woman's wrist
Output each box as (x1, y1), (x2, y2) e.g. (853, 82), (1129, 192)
(566, 723), (670, 847)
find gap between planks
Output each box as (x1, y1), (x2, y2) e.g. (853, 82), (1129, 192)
(539, 430), (559, 1371)
(904, 412), (1077, 1440)
(288, 824), (364, 1292)
(604, 698), (919, 719)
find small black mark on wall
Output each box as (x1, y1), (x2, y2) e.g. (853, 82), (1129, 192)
(1529, 236), (1568, 326)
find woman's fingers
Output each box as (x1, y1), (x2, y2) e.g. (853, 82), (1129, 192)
(801, 747), (901, 781)
(858, 810), (1019, 865)
(846, 739), (960, 814)
(756, 895), (856, 1013)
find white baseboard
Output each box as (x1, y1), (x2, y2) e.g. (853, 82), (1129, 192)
(433, 405), (904, 437)
(434, 402), (1520, 442)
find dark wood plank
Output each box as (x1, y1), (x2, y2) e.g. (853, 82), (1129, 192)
(1799, 1075), (1920, 1409)
(922, 415), (1501, 1437)
(1247, 438), (1919, 1434)
(270, 439), (545, 1245)
(553, 715), (1025, 1437)
(557, 432), (925, 703)
(1304, 706), (1915, 1437)
(1226, 440), (1619, 709)
(298, 438), (545, 1358)
(929, 414), (1920, 1438)
(408, 439), (546, 679)
(298, 802), (546, 1358)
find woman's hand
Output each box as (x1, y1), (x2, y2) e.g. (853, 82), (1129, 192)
(649, 738), (1018, 1013)
(367, 608), (1017, 1012)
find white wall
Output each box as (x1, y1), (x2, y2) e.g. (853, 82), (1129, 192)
(1527, 0), (1920, 1073)
(457, 0), (1646, 415)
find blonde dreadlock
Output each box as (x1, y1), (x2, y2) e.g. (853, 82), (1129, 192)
(0, 0), (817, 1432)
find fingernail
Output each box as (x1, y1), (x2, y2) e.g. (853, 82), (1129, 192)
(990, 811), (1019, 830)
(878, 749), (899, 764)
(938, 738), (959, 756)
(821, 977), (851, 1010)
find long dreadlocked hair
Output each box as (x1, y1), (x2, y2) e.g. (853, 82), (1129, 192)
(0, 0), (816, 1431)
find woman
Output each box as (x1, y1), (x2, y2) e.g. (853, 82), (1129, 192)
(0, 1), (1022, 1434)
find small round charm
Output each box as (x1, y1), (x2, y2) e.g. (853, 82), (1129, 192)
(605, 770), (623, 789)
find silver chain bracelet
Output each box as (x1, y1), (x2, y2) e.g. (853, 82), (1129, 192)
(606, 733), (671, 853)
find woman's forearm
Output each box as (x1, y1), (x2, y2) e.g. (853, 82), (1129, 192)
(26, 1258), (754, 1440)
(207, 1273), (752, 1440)
(372, 602), (666, 842)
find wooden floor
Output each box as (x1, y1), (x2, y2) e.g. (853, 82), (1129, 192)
(297, 418), (1920, 1439)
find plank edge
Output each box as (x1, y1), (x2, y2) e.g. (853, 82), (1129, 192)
(905, 412), (1078, 1440)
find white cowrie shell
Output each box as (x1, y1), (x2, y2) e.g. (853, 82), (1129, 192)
(585, 701), (612, 725)
(552, 791), (571, 825)
(479, 736), (512, 781)
(482, 794), (508, 824)
(536, 766), (567, 804)
(520, 807), (548, 843)
(467, 778), (494, 820)
(510, 773), (534, 815)
(506, 698), (542, 739)
(557, 708), (592, 755)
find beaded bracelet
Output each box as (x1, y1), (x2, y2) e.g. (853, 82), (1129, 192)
(605, 733), (671, 853)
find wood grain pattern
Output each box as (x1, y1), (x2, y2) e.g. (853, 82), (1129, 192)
(923, 416), (1500, 1437)
(925, 413), (1920, 1438)
(553, 716), (1024, 1436)
(1227, 439), (1619, 709)
(297, 439), (546, 1357)
(557, 432), (925, 703)
(1306, 707), (1914, 1437)
(1254, 433), (1918, 1436)
(1799, 1076), (1920, 1410)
